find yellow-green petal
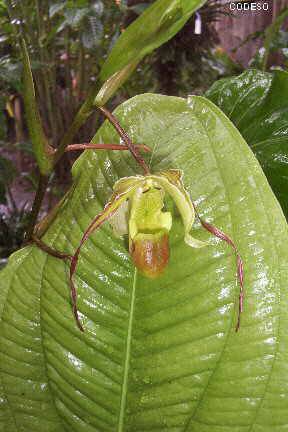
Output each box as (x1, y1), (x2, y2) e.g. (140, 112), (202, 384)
(149, 170), (207, 248)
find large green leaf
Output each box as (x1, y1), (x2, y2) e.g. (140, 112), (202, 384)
(1, 94), (288, 431)
(206, 69), (288, 218)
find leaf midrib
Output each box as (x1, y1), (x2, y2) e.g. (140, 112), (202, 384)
(118, 268), (138, 432)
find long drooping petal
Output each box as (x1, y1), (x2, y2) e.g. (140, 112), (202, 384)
(192, 202), (244, 332)
(70, 184), (140, 331)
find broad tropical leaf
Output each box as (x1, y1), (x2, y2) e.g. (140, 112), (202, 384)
(206, 68), (288, 218)
(0, 94), (288, 431)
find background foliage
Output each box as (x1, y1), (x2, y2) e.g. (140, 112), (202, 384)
(206, 68), (288, 218)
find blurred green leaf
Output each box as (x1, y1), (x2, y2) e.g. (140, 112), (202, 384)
(0, 154), (16, 205)
(49, 2), (65, 18)
(0, 96), (7, 140)
(99, 0), (207, 82)
(20, 38), (54, 175)
(21, 171), (39, 191)
(206, 68), (288, 218)
(0, 181), (6, 204)
(95, 60), (138, 106)
(0, 207), (30, 258)
(129, 3), (150, 15)
(63, 7), (89, 27)
(262, 6), (288, 70)
(0, 154), (16, 185)
(14, 140), (33, 155)
(1, 94), (288, 431)
(242, 7), (288, 71)
(81, 16), (103, 49)
(0, 55), (22, 92)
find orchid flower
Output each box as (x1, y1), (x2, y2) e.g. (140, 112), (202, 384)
(33, 107), (244, 333)
(65, 169), (243, 332)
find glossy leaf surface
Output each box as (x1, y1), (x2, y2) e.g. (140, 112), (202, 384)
(1, 94), (288, 431)
(206, 68), (288, 217)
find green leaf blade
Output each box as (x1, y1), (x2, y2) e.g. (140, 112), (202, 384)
(206, 68), (288, 218)
(21, 38), (53, 175)
(1, 94), (288, 431)
(99, 0), (206, 82)
(0, 248), (64, 432)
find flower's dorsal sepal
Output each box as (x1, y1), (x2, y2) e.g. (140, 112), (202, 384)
(129, 184), (172, 240)
(150, 170), (207, 249)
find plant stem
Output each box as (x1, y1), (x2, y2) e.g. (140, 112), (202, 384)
(31, 235), (71, 260)
(99, 107), (150, 175)
(65, 143), (150, 152)
(25, 174), (49, 241)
